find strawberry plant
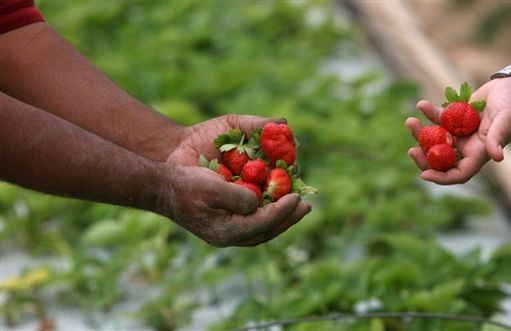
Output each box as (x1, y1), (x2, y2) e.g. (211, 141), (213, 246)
(1, 1), (509, 331)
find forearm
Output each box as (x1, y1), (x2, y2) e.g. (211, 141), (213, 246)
(0, 92), (164, 211)
(0, 22), (182, 161)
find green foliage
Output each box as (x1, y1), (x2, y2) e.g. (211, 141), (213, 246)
(1, 1), (509, 330)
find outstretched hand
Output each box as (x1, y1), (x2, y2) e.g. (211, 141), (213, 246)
(157, 115), (312, 247)
(406, 78), (511, 185)
(406, 101), (489, 184)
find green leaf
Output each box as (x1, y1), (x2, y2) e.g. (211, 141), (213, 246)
(291, 176), (304, 193)
(292, 176), (318, 195)
(300, 185), (318, 195)
(489, 244), (511, 282)
(444, 86), (459, 103)
(262, 191), (273, 206)
(244, 148), (256, 159)
(255, 149), (268, 162)
(198, 155), (209, 168)
(459, 81), (472, 102)
(470, 100), (486, 112)
(82, 219), (125, 247)
(288, 164), (298, 175)
(408, 279), (465, 311)
(209, 158), (219, 171)
(218, 143), (237, 152)
(247, 129), (261, 149)
(276, 160), (288, 169)
(370, 318), (384, 331)
(213, 129), (244, 149)
(246, 139), (259, 150)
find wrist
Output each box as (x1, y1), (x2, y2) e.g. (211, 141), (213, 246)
(145, 161), (180, 218)
(138, 121), (186, 162)
(133, 160), (172, 214)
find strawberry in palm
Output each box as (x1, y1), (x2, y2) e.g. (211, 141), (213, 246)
(418, 126), (454, 153)
(260, 122), (296, 166)
(441, 82), (485, 137)
(241, 159), (268, 185)
(264, 168), (291, 202)
(198, 156), (233, 181)
(234, 179), (263, 205)
(214, 129), (256, 175)
(426, 143), (457, 171)
(222, 150), (249, 175)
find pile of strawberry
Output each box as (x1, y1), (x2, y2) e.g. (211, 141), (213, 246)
(199, 122), (317, 206)
(418, 82), (486, 171)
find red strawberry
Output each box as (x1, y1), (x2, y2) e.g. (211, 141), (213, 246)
(427, 144), (457, 171)
(217, 164), (233, 181)
(198, 156), (233, 181)
(214, 129), (256, 175)
(260, 122), (296, 166)
(241, 159), (267, 185)
(418, 126), (454, 153)
(440, 82), (485, 137)
(234, 179), (263, 205)
(264, 168), (291, 202)
(222, 149), (249, 175)
(441, 102), (480, 137)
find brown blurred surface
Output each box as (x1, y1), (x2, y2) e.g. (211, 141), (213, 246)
(409, 0), (511, 85)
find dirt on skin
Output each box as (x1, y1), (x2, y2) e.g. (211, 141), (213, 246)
(408, 0), (511, 85)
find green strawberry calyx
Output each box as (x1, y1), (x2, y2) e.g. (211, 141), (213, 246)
(442, 81), (486, 111)
(198, 155), (221, 172)
(214, 128), (257, 159)
(275, 160), (318, 196)
(291, 176), (318, 196)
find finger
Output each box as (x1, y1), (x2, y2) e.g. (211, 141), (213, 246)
(416, 100), (442, 124)
(485, 111), (511, 162)
(408, 147), (429, 171)
(229, 193), (302, 241)
(236, 200), (311, 246)
(405, 117), (424, 141)
(168, 146), (201, 166)
(470, 81), (491, 102)
(226, 115), (287, 137)
(420, 153), (488, 185)
(206, 175), (259, 215)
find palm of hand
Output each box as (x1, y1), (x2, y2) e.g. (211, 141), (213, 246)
(406, 101), (489, 184)
(438, 130), (489, 183)
(408, 78), (511, 185)
(167, 117), (233, 166)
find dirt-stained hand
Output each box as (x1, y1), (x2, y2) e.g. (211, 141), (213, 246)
(155, 115), (312, 247)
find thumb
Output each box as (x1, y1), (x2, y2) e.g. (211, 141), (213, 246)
(226, 115), (287, 137)
(486, 110), (511, 161)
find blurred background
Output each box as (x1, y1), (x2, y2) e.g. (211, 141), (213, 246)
(1, 1), (510, 330)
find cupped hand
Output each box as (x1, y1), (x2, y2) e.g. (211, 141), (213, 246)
(156, 115), (312, 247)
(406, 101), (489, 185)
(405, 77), (511, 185)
